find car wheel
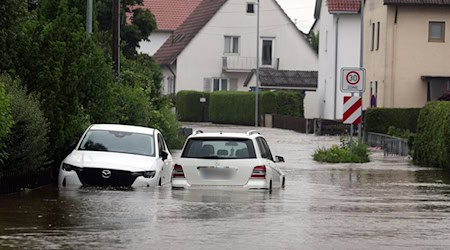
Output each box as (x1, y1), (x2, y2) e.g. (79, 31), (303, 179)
(281, 177), (286, 189)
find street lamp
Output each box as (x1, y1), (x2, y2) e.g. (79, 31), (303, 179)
(255, 0), (260, 127)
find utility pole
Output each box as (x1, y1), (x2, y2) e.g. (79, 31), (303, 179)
(112, 0), (121, 77)
(255, 0), (260, 127)
(86, 0), (93, 38)
(358, 0), (364, 141)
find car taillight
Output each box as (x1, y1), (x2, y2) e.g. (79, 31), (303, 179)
(172, 164), (185, 178)
(251, 165), (266, 179)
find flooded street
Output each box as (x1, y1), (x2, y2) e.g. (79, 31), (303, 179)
(1, 123), (450, 249)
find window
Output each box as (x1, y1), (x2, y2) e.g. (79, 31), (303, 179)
(224, 36), (239, 53)
(376, 22), (380, 50)
(256, 137), (273, 161)
(262, 39), (273, 66)
(246, 3), (255, 14)
(181, 138), (257, 159)
(429, 22), (445, 42)
(213, 78), (228, 91)
(371, 22), (375, 51)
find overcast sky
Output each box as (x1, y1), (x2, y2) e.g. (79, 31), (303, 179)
(276, 0), (316, 33)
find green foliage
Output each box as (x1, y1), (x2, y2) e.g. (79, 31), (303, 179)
(0, 80), (13, 165)
(313, 140), (370, 163)
(365, 108), (421, 134)
(413, 101), (450, 168)
(275, 91), (304, 117)
(209, 91), (277, 126)
(386, 126), (413, 139)
(97, 0), (157, 59)
(1, 75), (49, 174)
(308, 31), (319, 54)
(176, 91), (210, 122)
(0, 0), (28, 73)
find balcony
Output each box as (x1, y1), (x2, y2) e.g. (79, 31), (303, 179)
(222, 56), (278, 72)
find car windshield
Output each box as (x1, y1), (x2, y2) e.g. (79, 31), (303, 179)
(78, 129), (155, 156)
(181, 137), (256, 159)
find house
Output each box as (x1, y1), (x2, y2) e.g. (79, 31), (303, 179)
(153, 0), (319, 118)
(129, 0), (202, 56)
(314, 0), (362, 120)
(363, 0), (450, 108)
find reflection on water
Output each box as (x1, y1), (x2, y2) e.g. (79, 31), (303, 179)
(1, 162), (450, 248)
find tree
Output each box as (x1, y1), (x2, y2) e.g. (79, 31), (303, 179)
(308, 31), (319, 54)
(97, 0), (157, 58)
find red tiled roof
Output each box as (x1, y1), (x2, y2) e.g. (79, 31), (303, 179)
(327, 0), (360, 13)
(128, 0), (202, 31)
(384, 0), (450, 4)
(153, 0), (228, 65)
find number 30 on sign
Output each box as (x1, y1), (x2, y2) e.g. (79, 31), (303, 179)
(340, 67), (366, 93)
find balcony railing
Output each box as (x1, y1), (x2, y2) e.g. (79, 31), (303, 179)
(222, 56), (278, 72)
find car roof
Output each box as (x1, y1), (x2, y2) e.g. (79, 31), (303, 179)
(187, 130), (261, 139)
(89, 124), (156, 135)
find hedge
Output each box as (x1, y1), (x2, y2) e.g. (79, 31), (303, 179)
(275, 91), (304, 117)
(176, 91), (210, 122)
(209, 91), (277, 126)
(364, 108), (421, 133)
(412, 101), (450, 168)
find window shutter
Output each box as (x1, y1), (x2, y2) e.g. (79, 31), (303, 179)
(229, 78), (238, 91)
(203, 78), (211, 92)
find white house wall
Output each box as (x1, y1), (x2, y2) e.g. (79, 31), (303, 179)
(317, 1), (361, 120)
(174, 0), (318, 93)
(139, 31), (172, 56)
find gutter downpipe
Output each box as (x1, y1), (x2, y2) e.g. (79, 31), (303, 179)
(168, 64), (176, 94)
(333, 14), (340, 120)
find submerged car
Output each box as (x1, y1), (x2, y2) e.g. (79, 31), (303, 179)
(171, 130), (285, 192)
(58, 124), (173, 188)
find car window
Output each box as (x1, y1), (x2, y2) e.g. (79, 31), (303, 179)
(181, 138), (256, 159)
(256, 137), (273, 161)
(78, 130), (155, 156)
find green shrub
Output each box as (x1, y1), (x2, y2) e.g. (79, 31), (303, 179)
(365, 108), (421, 134)
(413, 101), (450, 168)
(1, 75), (49, 174)
(275, 91), (304, 117)
(0, 80), (13, 165)
(176, 91), (210, 122)
(313, 140), (370, 163)
(209, 91), (277, 126)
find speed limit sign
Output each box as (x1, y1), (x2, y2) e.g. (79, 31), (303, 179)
(340, 67), (365, 93)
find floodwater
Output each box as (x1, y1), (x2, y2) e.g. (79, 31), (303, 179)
(1, 123), (450, 249)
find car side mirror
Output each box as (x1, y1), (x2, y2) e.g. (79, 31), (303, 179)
(161, 150), (169, 161)
(275, 155), (285, 163)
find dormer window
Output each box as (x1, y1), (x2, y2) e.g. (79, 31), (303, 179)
(247, 3), (255, 14)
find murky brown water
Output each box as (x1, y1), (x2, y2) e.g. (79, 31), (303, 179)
(1, 124), (450, 249)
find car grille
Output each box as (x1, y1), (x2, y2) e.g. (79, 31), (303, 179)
(76, 168), (139, 187)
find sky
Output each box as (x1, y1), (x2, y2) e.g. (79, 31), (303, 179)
(276, 0), (317, 33)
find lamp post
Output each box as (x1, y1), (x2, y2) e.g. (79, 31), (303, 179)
(255, 0), (260, 127)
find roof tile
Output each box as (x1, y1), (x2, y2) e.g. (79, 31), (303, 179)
(153, 0), (228, 65)
(384, 0), (450, 5)
(327, 0), (360, 13)
(128, 0), (202, 31)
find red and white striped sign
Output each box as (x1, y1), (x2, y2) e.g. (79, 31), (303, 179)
(343, 96), (362, 125)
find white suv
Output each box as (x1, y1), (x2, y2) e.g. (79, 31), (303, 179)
(172, 130), (285, 192)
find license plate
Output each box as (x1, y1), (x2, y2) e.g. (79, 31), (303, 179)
(198, 167), (235, 179)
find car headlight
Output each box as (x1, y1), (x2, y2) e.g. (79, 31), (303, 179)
(132, 171), (156, 178)
(62, 163), (79, 172)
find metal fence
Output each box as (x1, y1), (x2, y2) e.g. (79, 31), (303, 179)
(365, 132), (409, 156)
(0, 168), (55, 195)
(314, 119), (354, 136)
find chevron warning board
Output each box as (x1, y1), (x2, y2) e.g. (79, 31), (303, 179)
(343, 96), (362, 125)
